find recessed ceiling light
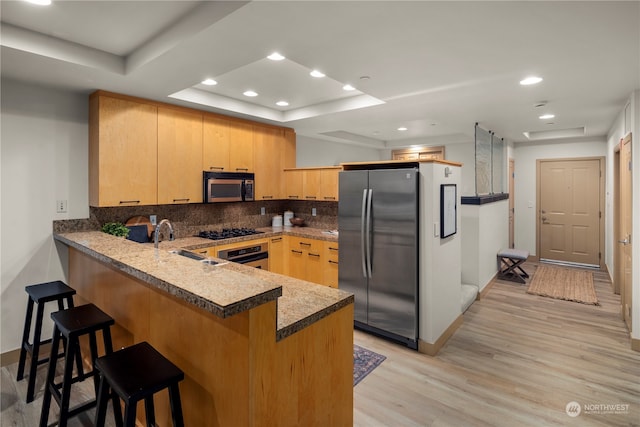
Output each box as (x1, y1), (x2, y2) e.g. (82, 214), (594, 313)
(267, 52), (285, 61)
(201, 79), (217, 86)
(397, 127), (408, 131)
(310, 70), (325, 78)
(343, 84), (356, 91)
(276, 101), (289, 107)
(23, 0), (51, 5)
(243, 90), (258, 97)
(520, 76), (543, 85)
(539, 114), (555, 120)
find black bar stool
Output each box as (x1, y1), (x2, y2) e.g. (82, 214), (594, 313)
(39, 303), (123, 427)
(95, 341), (185, 427)
(16, 280), (82, 403)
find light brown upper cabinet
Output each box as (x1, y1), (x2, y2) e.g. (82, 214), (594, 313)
(89, 90), (295, 206)
(392, 145), (445, 161)
(319, 168), (340, 201)
(89, 93), (158, 207)
(203, 116), (254, 173)
(253, 126), (296, 200)
(157, 107), (203, 204)
(284, 169), (304, 200)
(284, 167), (341, 201)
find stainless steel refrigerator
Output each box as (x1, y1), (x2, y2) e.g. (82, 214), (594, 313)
(338, 167), (419, 349)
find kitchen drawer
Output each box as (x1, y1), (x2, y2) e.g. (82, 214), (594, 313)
(323, 241), (339, 288)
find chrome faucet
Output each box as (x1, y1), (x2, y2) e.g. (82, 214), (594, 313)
(154, 219), (174, 249)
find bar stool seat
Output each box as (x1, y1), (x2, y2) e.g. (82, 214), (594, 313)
(17, 280), (80, 403)
(95, 341), (185, 427)
(497, 248), (530, 284)
(39, 303), (122, 427)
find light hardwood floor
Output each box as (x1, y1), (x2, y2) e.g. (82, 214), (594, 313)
(353, 263), (640, 427)
(2, 262), (638, 426)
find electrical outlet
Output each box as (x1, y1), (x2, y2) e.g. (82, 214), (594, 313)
(261, 207), (266, 215)
(56, 200), (67, 213)
(150, 215), (157, 226)
(312, 207), (317, 217)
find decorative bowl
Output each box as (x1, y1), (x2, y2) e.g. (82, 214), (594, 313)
(289, 217), (305, 226)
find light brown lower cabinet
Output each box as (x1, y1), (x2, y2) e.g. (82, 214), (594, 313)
(189, 235), (338, 287)
(324, 241), (339, 288)
(268, 236), (285, 274)
(285, 236), (337, 287)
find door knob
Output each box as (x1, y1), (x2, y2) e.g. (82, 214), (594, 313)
(618, 238), (629, 245)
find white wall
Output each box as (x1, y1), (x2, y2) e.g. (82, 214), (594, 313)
(461, 200), (509, 291)
(1, 79), (89, 353)
(295, 135), (382, 166)
(418, 162), (462, 345)
(512, 138), (607, 256)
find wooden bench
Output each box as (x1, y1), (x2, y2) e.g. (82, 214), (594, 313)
(497, 248), (530, 284)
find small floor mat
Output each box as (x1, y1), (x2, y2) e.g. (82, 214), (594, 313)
(527, 264), (599, 305)
(353, 344), (386, 386)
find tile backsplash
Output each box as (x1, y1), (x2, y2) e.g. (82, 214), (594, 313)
(84, 201), (337, 238)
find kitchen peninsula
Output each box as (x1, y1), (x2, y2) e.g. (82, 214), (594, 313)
(53, 228), (354, 427)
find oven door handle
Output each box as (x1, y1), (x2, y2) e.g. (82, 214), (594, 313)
(232, 251), (268, 264)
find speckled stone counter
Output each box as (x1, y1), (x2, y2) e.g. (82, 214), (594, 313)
(54, 229), (350, 340)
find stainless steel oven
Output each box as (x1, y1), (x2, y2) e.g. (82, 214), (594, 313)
(217, 242), (269, 269)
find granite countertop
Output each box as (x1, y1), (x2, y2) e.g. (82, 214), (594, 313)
(54, 228), (351, 341)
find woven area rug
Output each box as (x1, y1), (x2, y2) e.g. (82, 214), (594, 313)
(527, 264), (599, 305)
(353, 345), (386, 386)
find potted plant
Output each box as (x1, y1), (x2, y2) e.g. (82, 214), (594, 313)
(101, 222), (130, 238)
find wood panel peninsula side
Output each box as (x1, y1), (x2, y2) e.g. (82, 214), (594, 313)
(54, 231), (354, 427)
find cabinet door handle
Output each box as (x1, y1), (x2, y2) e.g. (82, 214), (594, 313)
(271, 237), (282, 243)
(209, 166), (224, 171)
(328, 260), (339, 265)
(291, 249), (303, 255)
(236, 168), (249, 172)
(305, 196), (317, 200)
(119, 200), (140, 205)
(328, 247), (338, 252)
(300, 242), (311, 247)
(308, 253), (320, 258)
(324, 196), (336, 200)
(288, 195), (300, 199)
(262, 195), (273, 199)
(173, 198), (190, 203)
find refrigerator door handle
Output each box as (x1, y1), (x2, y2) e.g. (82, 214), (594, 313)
(365, 188), (373, 278)
(361, 189), (368, 278)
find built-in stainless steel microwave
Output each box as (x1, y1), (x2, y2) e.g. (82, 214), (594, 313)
(203, 171), (254, 203)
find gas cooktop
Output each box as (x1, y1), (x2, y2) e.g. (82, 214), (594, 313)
(197, 228), (264, 241)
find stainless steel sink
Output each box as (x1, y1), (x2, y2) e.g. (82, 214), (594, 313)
(169, 249), (219, 265)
